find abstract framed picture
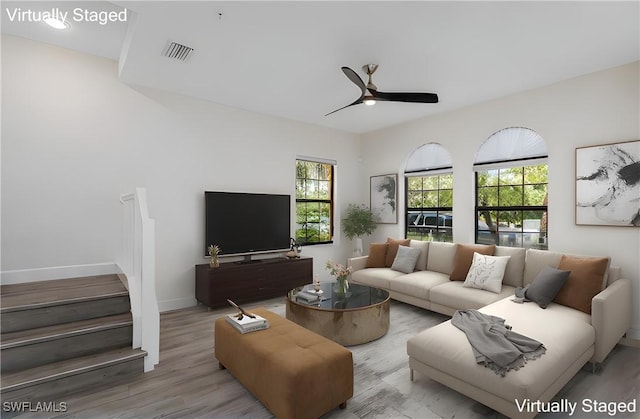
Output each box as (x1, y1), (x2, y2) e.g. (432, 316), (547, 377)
(370, 174), (397, 224)
(575, 140), (639, 226)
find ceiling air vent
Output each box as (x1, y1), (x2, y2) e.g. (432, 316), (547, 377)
(162, 41), (194, 61)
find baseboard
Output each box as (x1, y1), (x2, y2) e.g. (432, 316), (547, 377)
(620, 336), (640, 348)
(619, 326), (640, 348)
(1, 263), (120, 285)
(158, 297), (198, 313)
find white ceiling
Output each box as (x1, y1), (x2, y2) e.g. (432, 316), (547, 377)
(3, 1), (639, 134)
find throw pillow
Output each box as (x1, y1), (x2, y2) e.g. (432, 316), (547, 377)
(525, 266), (571, 309)
(554, 255), (610, 314)
(450, 244), (496, 281)
(463, 252), (511, 293)
(409, 240), (429, 271)
(366, 243), (388, 268)
(391, 245), (422, 274)
(385, 238), (411, 267)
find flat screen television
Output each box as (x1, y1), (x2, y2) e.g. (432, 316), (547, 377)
(205, 191), (291, 261)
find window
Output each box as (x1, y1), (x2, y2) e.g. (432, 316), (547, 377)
(406, 173), (453, 241)
(404, 143), (453, 242)
(474, 127), (548, 249)
(476, 164), (548, 248)
(295, 159), (334, 245)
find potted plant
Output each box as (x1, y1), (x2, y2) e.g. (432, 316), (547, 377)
(342, 203), (377, 256)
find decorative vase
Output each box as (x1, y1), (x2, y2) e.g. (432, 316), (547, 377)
(210, 256), (219, 268)
(333, 275), (350, 295)
(353, 237), (363, 257)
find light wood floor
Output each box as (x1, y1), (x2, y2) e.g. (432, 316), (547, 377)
(12, 298), (639, 419)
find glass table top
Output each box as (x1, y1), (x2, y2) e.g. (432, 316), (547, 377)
(288, 281), (390, 311)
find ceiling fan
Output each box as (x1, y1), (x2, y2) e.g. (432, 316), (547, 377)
(325, 64), (439, 116)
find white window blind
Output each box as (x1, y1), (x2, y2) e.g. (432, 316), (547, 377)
(405, 143), (453, 173)
(474, 127), (547, 168)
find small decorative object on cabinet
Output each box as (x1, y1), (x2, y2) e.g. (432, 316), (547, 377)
(286, 238), (302, 259)
(208, 244), (221, 268)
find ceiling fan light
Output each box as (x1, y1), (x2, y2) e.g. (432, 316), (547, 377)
(44, 17), (70, 30)
(364, 98), (376, 106)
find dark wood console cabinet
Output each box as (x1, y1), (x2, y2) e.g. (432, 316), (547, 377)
(195, 257), (313, 308)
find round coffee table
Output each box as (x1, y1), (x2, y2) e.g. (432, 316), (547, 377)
(285, 282), (390, 346)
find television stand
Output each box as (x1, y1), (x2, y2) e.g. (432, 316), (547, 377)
(195, 257), (312, 309)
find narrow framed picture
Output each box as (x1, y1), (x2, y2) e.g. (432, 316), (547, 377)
(575, 139), (639, 226)
(370, 174), (397, 224)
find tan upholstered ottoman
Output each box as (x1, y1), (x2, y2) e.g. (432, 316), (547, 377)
(215, 308), (353, 419)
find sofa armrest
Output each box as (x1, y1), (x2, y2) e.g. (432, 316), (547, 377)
(347, 256), (369, 272)
(591, 277), (632, 363)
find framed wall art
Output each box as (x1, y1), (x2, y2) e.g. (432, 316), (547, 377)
(575, 139), (639, 226)
(370, 174), (397, 224)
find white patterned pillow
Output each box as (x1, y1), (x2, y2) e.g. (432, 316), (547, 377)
(463, 252), (511, 294)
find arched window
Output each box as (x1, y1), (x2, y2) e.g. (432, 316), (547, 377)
(474, 127), (548, 249)
(405, 143), (453, 242)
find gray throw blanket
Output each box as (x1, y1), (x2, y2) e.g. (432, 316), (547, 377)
(451, 309), (546, 376)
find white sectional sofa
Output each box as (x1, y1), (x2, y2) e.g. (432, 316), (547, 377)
(348, 240), (632, 419)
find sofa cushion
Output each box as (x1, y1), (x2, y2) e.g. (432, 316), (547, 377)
(524, 249), (563, 285)
(385, 238), (411, 267)
(407, 297), (593, 404)
(367, 243), (388, 268)
(495, 246), (526, 288)
(463, 253), (511, 294)
(450, 244), (496, 281)
(430, 281), (515, 310)
(410, 240), (429, 271)
(525, 266), (571, 309)
(391, 245), (422, 274)
(426, 242), (456, 275)
(554, 255), (610, 314)
(389, 270), (450, 301)
(351, 268), (404, 290)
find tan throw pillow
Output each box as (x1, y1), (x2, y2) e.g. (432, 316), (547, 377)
(367, 243), (388, 268)
(385, 238), (411, 267)
(554, 255), (610, 314)
(450, 244), (496, 281)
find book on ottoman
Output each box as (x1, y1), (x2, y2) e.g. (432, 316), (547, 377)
(225, 299), (270, 334)
(225, 313), (269, 334)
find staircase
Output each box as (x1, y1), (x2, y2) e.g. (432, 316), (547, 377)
(0, 274), (147, 407)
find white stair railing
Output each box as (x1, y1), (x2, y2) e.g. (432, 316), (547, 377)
(119, 188), (159, 372)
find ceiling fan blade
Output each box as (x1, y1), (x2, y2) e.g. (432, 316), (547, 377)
(370, 90), (439, 103)
(325, 67), (367, 116)
(341, 66), (367, 97)
(324, 99), (363, 116)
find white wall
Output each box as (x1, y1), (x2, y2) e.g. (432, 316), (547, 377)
(361, 61), (640, 338)
(1, 35), (363, 310)
(2, 35), (638, 336)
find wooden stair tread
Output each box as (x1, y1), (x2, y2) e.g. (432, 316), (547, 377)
(1, 313), (132, 349)
(0, 275), (127, 312)
(0, 347), (146, 392)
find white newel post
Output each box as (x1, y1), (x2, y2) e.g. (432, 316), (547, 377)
(119, 188), (160, 372)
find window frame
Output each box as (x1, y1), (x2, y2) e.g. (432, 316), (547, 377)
(295, 159), (334, 246)
(474, 160), (548, 249)
(405, 170), (454, 242)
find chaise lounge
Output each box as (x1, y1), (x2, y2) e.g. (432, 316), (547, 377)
(348, 239), (632, 418)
